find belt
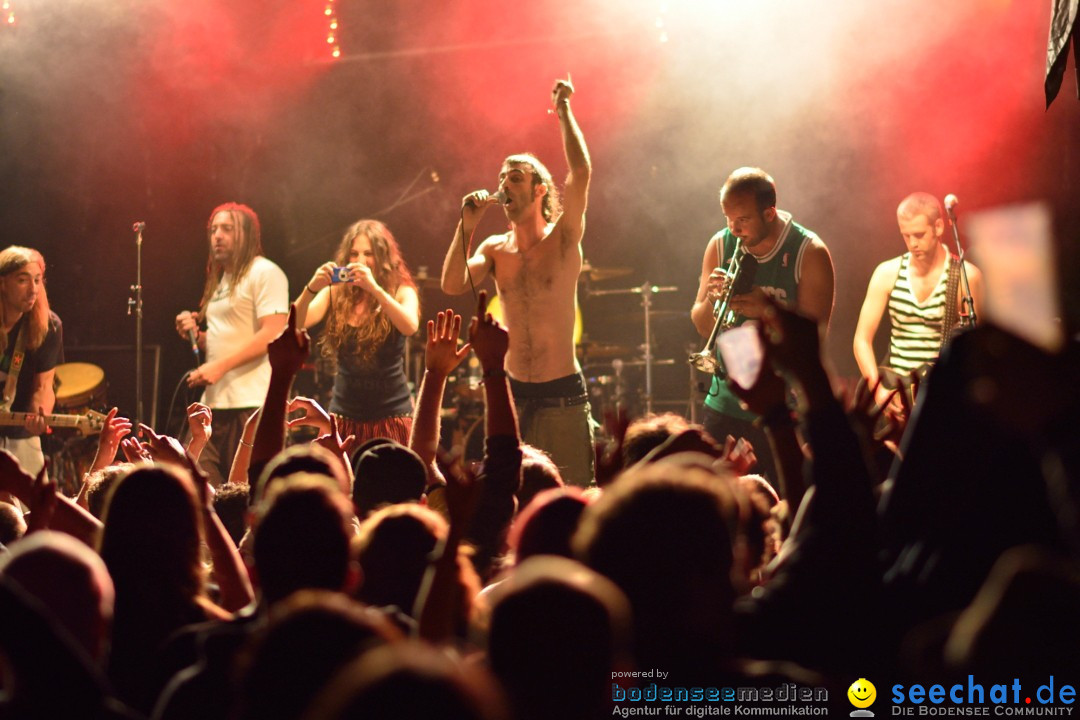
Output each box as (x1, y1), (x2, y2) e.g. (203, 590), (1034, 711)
(518, 394), (588, 409)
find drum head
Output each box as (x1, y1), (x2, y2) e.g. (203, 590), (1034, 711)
(54, 362), (106, 410)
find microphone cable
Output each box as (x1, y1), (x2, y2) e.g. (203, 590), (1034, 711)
(163, 370), (198, 438)
(460, 205), (480, 302)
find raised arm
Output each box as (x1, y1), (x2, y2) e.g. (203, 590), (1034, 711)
(251, 305), (310, 478)
(294, 262), (336, 330)
(410, 309), (470, 468)
(470, 291), (517, 440)
(853, 261), (895, 388)
(226, 408), (261, 487)
(552, 76), (591, 246)
(183, 402), (212, 464)
(465, 290), (521, 581)
(727, 350), (807, 508)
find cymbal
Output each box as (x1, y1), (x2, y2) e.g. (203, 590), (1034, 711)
(576, 341), (633, 358)
(583, 358), (677, 372)
(580, 262), (632, 282)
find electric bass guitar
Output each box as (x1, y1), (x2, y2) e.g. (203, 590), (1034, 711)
(0, 409), (107, 436)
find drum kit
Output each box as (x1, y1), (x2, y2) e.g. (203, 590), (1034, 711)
(45, 362), (109, 494)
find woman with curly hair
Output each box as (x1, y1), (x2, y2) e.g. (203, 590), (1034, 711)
(292, 220), (420, 445)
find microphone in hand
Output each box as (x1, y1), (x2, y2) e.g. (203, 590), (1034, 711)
(464, 190), (508, 208)
(188, 328), (200, 365)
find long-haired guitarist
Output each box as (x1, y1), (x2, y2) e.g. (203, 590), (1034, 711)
(0, 246), (63, 480)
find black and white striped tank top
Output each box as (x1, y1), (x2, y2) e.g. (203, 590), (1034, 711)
(886, 252), (949, 373)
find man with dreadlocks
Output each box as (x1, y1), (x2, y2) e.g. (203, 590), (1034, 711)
(440, 77), (594, 487)
(175, 203), (289, 485)
(0, 246), (62, 480)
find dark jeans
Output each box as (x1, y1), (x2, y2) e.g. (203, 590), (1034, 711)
(702, 406), (778, 489)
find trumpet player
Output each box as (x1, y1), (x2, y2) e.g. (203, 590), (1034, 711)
(691, 167), (835, 483)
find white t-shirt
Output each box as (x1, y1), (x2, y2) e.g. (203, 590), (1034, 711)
(202, 255), (289, 409)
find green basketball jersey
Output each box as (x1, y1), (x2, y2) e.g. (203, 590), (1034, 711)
(704, 210), (817, 419)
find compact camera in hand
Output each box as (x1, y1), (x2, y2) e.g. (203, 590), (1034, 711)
(330, 266), (352, 283)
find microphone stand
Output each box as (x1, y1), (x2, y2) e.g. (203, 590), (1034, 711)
(946, 208), (977, 327)
(128, 222), (145, 429)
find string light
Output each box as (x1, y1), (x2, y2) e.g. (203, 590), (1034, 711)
(324, 0), (340, 59)
(3, 0), (15, 28)
(656, 1), (668, 43)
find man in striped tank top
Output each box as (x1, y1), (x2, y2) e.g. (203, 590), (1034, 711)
(853, 192), (983, 408)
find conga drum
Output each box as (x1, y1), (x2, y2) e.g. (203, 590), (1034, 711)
(53, 363), (107, 413)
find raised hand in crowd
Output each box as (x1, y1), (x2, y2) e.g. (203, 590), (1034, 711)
(227, 406), (262, 486)
(184, 402), (213, 463)
(410, 308), (470, 474)
(286, 395), (332, 435)
(120, 436), (151, 464)
(469, 290), (515, 440)
(87, 406), (132, 474)
(460, 290), (522, 581)
(425, 308), (471, 379)
(252, 304), (311, 475)
(138, 423), (200, 475)
(314, 414), (358, 460)
(727, 319), (805, 505)
(757, 297), (832, 410)
(314, 414), (357, 496)
(267, 304), (311, 379)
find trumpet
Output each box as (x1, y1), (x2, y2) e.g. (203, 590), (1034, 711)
(689, 241), (755, 374)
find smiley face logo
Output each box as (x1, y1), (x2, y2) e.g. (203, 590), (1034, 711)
(848, 678), (876, 709)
